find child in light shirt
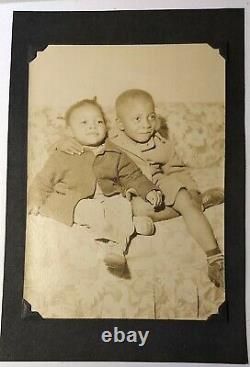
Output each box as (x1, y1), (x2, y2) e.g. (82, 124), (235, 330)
(112, 89), (224, 287)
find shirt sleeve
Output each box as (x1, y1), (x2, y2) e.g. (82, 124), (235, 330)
(28, 152), (63, 210)
(117, 152), (158, 200)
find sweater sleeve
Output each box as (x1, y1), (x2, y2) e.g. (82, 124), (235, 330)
(28, 152), (63, 210)
(117, 152), (158, 200)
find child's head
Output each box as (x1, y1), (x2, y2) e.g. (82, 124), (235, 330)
(115, 89), (157, 143)
(65, 98), (107, 146)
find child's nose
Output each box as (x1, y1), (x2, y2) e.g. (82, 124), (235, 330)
(141, 117), (151, 129)
(89, 123), (97, 130)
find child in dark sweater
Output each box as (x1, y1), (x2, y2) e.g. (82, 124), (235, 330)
(28, 98), (162, 275)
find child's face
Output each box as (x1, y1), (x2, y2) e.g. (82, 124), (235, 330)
(68, 104), (107, 146)
(118, 96), (157, 143)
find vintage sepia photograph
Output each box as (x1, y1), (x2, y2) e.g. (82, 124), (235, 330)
(0, 6), (247, 363)
(23, 44), (225, 320)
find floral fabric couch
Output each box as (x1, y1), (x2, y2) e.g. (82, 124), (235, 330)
(24, 103), (225, 319)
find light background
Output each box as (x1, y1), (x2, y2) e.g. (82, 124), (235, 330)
(0, 1), (249, 366)
(29, 44), (224, 111)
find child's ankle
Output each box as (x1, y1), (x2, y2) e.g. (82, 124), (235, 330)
(206, 247), (224, 265)
(206, 247), (221, 258)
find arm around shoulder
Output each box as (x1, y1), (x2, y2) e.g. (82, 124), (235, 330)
(48, 137), (84, 155)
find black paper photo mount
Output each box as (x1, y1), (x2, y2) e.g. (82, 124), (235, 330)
(0, 9), (247, 363)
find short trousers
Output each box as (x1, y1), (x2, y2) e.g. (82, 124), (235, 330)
(154, 170), (198, 206)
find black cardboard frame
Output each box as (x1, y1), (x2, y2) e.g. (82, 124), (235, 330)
(0, 9), (247, 363)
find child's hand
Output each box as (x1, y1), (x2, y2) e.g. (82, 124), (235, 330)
(146, 190), (163, 209)
(56, 138), (84, 155)
(28, 206), (40, 216)
(54, 182), (70, 195)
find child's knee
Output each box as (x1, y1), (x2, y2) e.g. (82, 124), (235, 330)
(175, 188), (197, 213)
(189, 190), (203, 212)
(131, 197), (154, 217)
(177, 188), (191, 202)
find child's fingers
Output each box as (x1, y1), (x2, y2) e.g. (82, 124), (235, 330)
(152, 197), (158, 208)
(70, 140), (84, 153)
(54, 182), (69, 194)
(152, 193), (161, 207)
(67, 146), (83, 155)
(157, 192), (163, 205)
(147, 196), (155, 207)
(152, 193), (159, 208)
(152, 195), (158, 208)
(153, 192), (163, 208)
(71, 149), (82, 155)
(155, 193), (160, 206)
(146, 191), (162, 208)
(71, 139), (84, 150)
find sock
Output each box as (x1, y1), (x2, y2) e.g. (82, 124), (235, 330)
(206, 247), (224, 265)
(206, 247), (221, 257)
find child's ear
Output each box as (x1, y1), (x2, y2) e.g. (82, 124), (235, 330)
(116, 117), (125, 131)
(155, 115), (161, 131)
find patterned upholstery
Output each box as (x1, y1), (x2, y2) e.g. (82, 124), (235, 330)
(24, 103), (225, 319)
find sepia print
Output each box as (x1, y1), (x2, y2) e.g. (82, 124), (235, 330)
(23, 44), (225, 319)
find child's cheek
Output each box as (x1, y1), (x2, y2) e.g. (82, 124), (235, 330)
(152, 121), (158, 131)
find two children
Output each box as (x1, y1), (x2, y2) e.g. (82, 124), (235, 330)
(29, 90), (224, 287)
(28, 98), (162, 273)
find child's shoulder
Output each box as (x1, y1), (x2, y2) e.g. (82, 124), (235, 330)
(45, 150), (77, 166)
(154, 131), (172, 144)
(48, 149), (71, 160)
(104, 139), (124, 154)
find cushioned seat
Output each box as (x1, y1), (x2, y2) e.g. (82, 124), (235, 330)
(24, 102), (225, 319)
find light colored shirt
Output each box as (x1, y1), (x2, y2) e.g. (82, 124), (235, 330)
(111, 131), (184, 181)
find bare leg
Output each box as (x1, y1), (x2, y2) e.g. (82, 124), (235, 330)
(173, 189), (218, 253)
